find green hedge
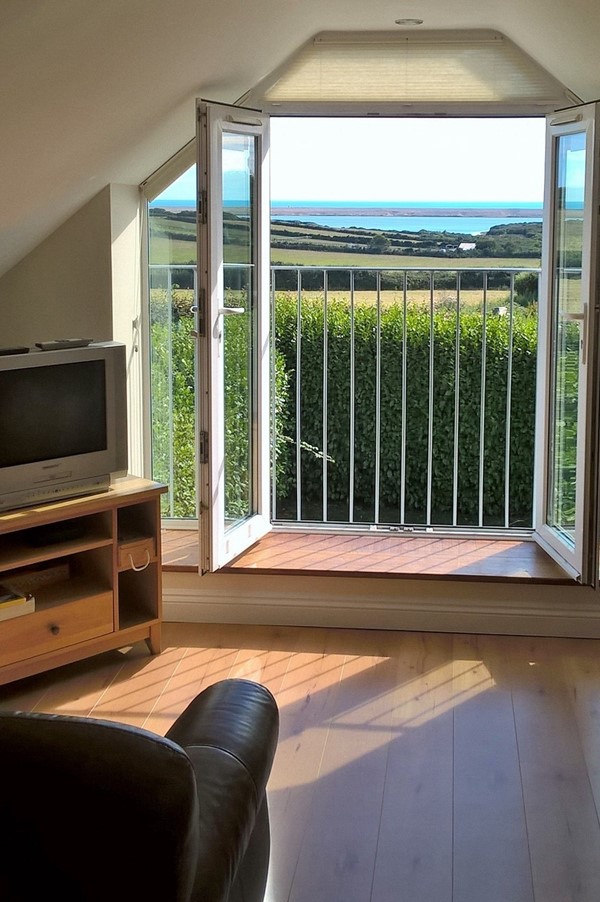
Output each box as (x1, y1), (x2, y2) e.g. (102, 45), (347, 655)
(150, 290), (539, 527)
(273, 295), (538, 527)
(150, 290), (197, 518)
(149, 289), (291, 520)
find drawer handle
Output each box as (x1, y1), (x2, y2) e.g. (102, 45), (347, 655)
(129, 550), (150, 572)
(50, 624), (60, 636)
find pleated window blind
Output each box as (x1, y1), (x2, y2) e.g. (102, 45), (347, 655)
(241, 31), (578, 114)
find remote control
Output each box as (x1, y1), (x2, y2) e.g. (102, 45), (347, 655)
(0, 346), (29, 355)
(35, 339), (94, 351)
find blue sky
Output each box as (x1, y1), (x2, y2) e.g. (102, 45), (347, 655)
(158, 117), (547, 204)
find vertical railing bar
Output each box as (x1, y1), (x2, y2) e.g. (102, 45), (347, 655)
(193, 265), (200, 521)
(478, 272), (488, 528)
(167, 265), (175, 518)
(323, 270), (329, 523)
(349, 269), (356, 523)
(296, 268), (302, 521)
(270, 269), (278, 521)
(401, 271), (408, 526)
(374, 271), (382, 524)
(427, 270), (435, 526)
(453, 271), (461, 527)
(504, 273), (515, 528)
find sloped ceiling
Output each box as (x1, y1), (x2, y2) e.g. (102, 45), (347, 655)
(1, 0), (599, 278)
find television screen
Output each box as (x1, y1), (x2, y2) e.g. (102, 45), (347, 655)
(0, 360), (108, 468)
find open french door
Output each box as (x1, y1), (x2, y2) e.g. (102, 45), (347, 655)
(196, 99), (271, 573)
(535, 101), (600, 584)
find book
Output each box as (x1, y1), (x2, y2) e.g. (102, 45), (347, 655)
(0, 585), (28, 606)
(0, 598), (35, 622)
(0, 583), (35, 621)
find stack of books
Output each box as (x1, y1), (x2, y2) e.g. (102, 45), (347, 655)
(0, 583), (35, 622)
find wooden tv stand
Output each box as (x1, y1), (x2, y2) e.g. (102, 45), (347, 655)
(0, 477), (167, 687)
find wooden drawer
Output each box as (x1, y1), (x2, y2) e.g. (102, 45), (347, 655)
(118, 537), (155, 572)
(0, 593), (114, 669)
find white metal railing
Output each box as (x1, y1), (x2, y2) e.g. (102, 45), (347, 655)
(149, 263), (540, 532)
(270, 265), (540, 534)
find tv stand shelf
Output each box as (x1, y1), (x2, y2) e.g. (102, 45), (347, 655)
(0, 477), (167, 686)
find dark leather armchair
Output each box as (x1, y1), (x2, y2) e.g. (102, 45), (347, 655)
(0, 677), (279, 902)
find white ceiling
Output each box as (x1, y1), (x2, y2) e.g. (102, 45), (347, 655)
(1, 0), (599, 278)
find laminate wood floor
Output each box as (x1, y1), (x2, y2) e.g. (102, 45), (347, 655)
(2, 622), (600, 901)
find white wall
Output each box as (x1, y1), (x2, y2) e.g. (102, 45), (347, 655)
(110, 184), (146, 478)
(0, 188), (113, 347)
(163, 568), (600, 638)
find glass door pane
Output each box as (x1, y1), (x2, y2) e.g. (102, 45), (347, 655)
(146, 163), (198, 522)
(547, 131), (584, 544)
(536, 103), (600, 583)
(223, 133), (256, 529)
(197, 101), (271, 572)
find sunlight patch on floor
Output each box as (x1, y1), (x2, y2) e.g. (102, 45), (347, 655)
(270, 657), (495, 787)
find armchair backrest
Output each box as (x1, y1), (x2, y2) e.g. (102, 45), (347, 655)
(0, 712), (200, 901)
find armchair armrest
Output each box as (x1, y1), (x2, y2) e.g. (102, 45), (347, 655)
(166, 679), (279, 902)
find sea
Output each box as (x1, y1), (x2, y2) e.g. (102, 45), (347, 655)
(270, 200), (544, 235)
(151, 199), (545, 236)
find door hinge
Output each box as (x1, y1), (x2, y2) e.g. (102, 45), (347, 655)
(191, 288), (206, 338)
(198, 189), (207, 225)
(199, 431), (209, 464)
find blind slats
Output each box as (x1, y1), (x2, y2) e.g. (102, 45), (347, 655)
(243, 30), (578, 112)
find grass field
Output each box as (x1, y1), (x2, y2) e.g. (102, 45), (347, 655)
(270, 247), (540, 269)
(149, 210), (542, 270)
(273, 288), (529, 308)
(150, 234), (540, 271)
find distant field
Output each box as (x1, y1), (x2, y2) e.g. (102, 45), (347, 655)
(149, 234), (540, 271)
(270, 247), (540, 270)
(148, 209), (543, 270)
(149, 235), (196, 265)
(271, 288), (526, 308)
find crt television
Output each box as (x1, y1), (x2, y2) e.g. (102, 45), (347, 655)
(0, 342), (128, 513)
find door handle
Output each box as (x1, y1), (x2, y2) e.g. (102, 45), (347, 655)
(563, 307), (588, 365)
(218, 307), (246, 315)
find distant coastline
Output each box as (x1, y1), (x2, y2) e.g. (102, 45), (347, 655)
(271, 205), (542, 218)
(152, 200), (544, 219)
(150, 198), (548, 236)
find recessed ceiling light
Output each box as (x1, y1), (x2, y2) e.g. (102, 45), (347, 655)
(395, 18), (424, 25)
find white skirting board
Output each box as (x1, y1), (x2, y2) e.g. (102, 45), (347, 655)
(162, 571), (600, 639)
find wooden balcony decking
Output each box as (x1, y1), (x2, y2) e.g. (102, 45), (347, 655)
(162, 528), (573, 582)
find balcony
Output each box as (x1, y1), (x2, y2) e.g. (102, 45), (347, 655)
(150, 263), (540, 539)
